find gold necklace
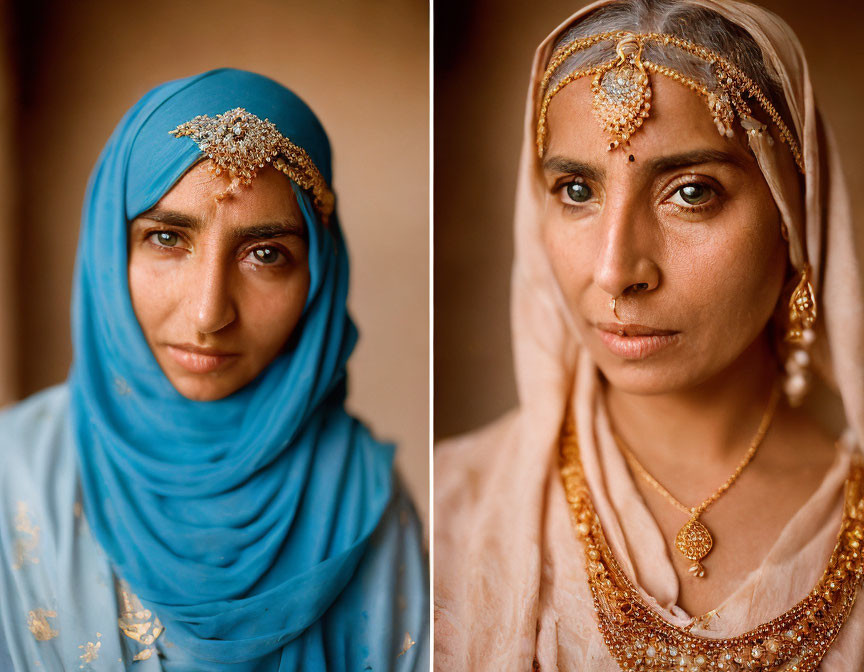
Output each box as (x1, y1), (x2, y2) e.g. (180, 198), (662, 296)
(610, 385), (780, 578)
(560, 409), (864, 672)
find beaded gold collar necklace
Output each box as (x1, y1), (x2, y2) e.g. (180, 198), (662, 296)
(559, 409), (864, 671)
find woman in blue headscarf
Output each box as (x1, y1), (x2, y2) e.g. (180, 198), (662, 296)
(0, 68), (428, 671)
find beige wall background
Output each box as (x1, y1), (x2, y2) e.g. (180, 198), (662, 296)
(3, 0), (429, 524)
(434, 0), (864, 440)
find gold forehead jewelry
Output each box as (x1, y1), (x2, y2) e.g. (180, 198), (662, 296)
(536, 31), (804, 173)
(611, 383), (779, 579)
(560, 407), (864, 672)
(170, 107), (335, 223)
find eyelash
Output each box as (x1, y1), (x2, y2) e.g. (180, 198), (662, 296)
(554, 176), (722, 215)
(662, 178), (721, 215)
(144, 230), (292, 267)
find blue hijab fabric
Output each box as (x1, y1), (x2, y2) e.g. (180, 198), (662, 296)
(67, 69), (397, 668)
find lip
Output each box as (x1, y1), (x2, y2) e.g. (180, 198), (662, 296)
(165, 344), (240, 374)
(594, 322), (681, 360)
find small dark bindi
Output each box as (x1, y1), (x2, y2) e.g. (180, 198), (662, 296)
(628, 154), (635, 163)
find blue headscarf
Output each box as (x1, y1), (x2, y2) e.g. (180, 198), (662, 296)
(69, 69), (395, 668)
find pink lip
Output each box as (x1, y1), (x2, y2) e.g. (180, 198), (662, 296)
(166, 344), (239, 374)
(594, 323), (680, 360)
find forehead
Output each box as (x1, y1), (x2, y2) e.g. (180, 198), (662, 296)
(544, 75), (754, 167)
(156, 161), (301, 219)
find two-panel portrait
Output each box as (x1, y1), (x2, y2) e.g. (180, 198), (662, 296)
(1, 0), (863, 670)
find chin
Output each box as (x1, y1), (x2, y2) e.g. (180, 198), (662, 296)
(593, 354), (708, 396)
(169, 377), (243, 402)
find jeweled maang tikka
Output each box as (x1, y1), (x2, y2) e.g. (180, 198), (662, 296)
(536, 31), (804, 173)
(170, 107), (335, 222)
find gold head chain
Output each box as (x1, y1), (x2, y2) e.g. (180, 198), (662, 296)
(536, 31), (804, 173)
(170, 107), (335, 224)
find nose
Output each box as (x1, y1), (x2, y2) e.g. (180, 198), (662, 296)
(187, 250), (237, 335)
(593, 196), (660, 299)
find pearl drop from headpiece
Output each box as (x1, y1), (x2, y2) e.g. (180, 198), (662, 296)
(784, 372), (807, 400)
(792, 349), (810, 368)
(801, 328), (816, 346)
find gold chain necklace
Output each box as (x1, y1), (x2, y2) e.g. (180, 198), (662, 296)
(610, 385), (780, 578)
(560, 409), (864, 672)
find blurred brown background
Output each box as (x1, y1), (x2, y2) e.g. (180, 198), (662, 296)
(434, 0), (864, 440)
(0, 0), (429, 523)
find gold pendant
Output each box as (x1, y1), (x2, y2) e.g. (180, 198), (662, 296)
(675, 516), (713, 579)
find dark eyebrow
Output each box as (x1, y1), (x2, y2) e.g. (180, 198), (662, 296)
(135, 208), (306, 241)
(542, 156), (604, 183)
(232, 220), (306, 243)
(136, 208), (201, 231)
(543, 149), (746, 182)
(646, 149), (748, 173)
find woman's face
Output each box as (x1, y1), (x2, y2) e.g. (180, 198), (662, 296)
(128, 161), (311, 401)
(542, 76), (788, 395)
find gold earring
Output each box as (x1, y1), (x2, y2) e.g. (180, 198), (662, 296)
(784, 264), (817, 406)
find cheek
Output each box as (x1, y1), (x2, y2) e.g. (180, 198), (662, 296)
(668, 205), (786, 337)
(542, 216), (595, 307)
(239, 268), (311, 353)
(128, 253), (184, 337)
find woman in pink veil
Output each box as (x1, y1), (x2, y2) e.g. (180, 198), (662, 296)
(435, 1), (864, 669)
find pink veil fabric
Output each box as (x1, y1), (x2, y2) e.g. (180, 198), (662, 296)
(434, 1), (864, 669)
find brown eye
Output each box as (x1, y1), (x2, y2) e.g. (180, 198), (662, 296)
(250, 247), (283, 264)
(150, 231), (180, 247)
(564, 181), (592, 203)
(670, 183), (714, 207)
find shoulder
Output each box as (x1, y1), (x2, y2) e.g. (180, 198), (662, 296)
(0, 383), (69, 426)
(363, 475), (429, 669)
(325, 474), (429, 671)
(0, 384), (72, 486)
(356, 474), (427, 588)
(0, 384), (78, 587)
(434, 409), (522, 524)
(0, 385), (117, 671)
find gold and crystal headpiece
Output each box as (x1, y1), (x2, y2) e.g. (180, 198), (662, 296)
(536, 31), (804, 173)
(170, 107), (335, 222)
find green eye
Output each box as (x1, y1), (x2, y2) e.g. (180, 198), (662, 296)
(565, 181), (592, 203)
(675, 183), (712, 206)
(154, 231), (179, 247)
(252, 247), (281, 264)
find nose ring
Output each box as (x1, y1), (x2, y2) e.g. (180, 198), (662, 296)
(610, 296), (620, 320)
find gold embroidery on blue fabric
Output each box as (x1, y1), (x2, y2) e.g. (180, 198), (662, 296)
(27, 609), (58, 641)
(114, 377), (132, 396)
(78, 633), (102, 665)
(397, 632), (416, 657)
(13, 502), (40, 569)
(116, 579), (164, 664)
(133, 648), (155, 661)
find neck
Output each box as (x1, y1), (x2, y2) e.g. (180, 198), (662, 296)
(604, 333), (780, 465)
